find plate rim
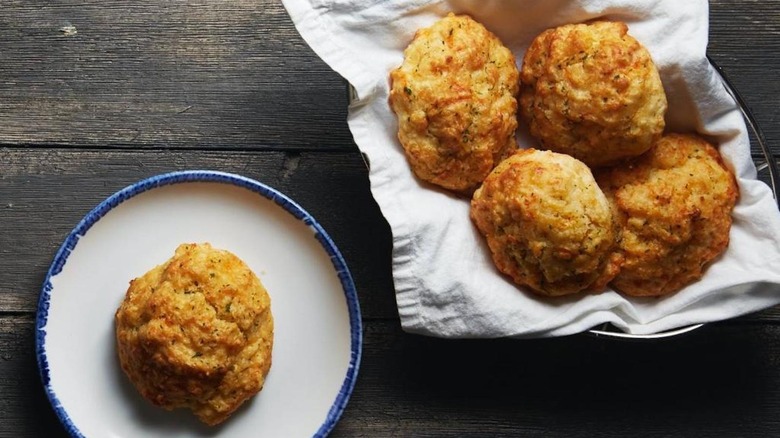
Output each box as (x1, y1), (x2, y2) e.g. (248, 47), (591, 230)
(34, 169), (363, 437)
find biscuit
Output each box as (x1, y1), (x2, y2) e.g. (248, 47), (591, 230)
(389, 13), (519, 193)
(520, 21), (667, 168)
(470, 149), (621, 296)
(115, 243), (273, 425)
(597, 134), (739, 296)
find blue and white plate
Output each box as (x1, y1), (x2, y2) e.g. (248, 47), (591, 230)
(36, 170), (362, 437)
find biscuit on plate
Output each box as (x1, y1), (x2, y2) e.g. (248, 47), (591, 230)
(115, 243), (273, 426)
(389, 13), (519, 193)
(597, 133), (739, 297)
(520, 21), (667, 168)
(470, 149), (621, 296)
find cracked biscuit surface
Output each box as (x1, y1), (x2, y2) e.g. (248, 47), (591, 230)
(389, 13), (519, 193)
(520, 21), (667, 168)
(115, 243), (273, 426)
(470, 149), (621, 296)
(597, 133), (739, 297)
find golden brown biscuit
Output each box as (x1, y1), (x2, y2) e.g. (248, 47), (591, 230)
(471, 149), (621, 296)
(520, 21), (667, 168)
(389, 13), (519, 193)
(115, 243), (273, 426)
(597, 134), (739, 297)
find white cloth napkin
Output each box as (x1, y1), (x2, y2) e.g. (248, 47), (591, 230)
(283, 0), (780, 337)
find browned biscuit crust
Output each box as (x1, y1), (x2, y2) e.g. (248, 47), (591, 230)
(470, 149), (621, 296)
(597, 134), (739, 297)
(389, 13), (519, 193)
(115, 243), (273, 425)
(520, 21), (667, 168)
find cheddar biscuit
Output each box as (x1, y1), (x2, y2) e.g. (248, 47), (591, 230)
(471, 149), (621, 296)
(389, 13), (519, 193)
(597, 134), (739, 296)
(115, 243), (273, 426)
(520, 21), (667, 167)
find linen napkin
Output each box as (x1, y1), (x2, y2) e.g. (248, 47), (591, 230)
(282, 0), (780, 337)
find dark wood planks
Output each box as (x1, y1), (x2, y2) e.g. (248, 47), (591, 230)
(334, 321), (780, 437)
(0, 147), (397, 319)
(5, 316), (780, 437)
(0, 0), (353, 149)
(709, 0), (780, 159)
(0, 314), (67, 438)
(0, 1), (776, 156)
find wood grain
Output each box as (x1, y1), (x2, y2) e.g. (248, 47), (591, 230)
(0, 0), (353, 149)
(0, 0), (776, 157)
(5, 316), (780, 437)
(0, 148), (397, 319)
(334, 321), (780, 437)
(709, 0), (780, 158)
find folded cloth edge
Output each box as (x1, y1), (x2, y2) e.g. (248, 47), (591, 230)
(282, 0), (380, 101)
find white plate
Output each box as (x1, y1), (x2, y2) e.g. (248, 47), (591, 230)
(35, 170), (362, 437)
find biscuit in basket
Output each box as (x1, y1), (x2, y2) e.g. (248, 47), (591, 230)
(115, 243), (274, 426)
(597, 133), (739, 297)
(520, 21), (667, 168)
(470, 149), (622, 296)
(389, 13), (519, 193)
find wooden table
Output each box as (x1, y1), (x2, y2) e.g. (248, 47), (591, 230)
(2, 1), (779, 436)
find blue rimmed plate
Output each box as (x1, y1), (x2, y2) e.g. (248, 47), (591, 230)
(35, 170), (362, 437)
